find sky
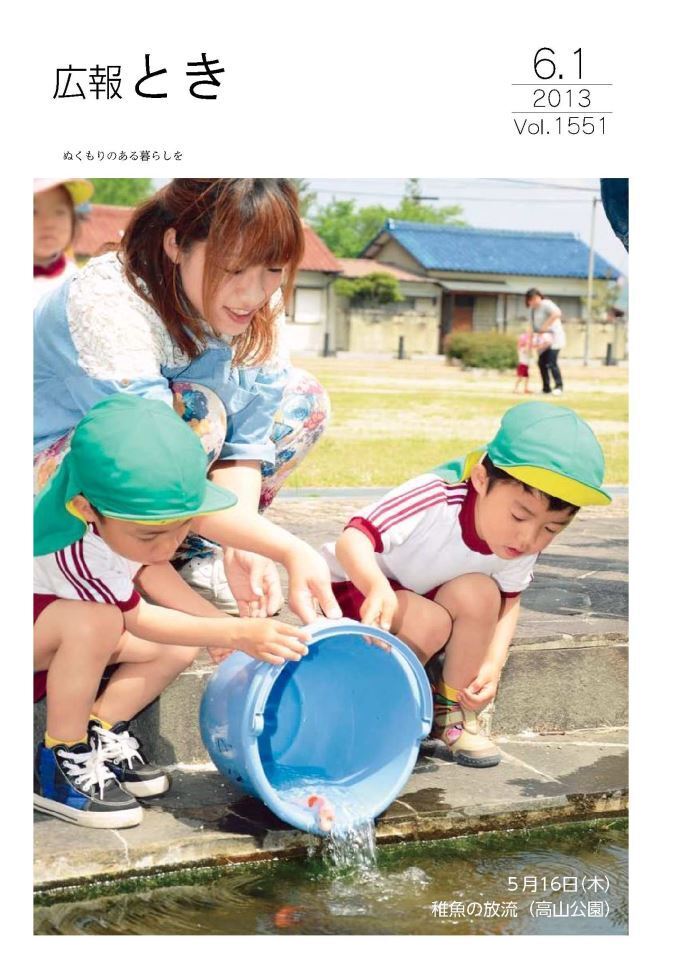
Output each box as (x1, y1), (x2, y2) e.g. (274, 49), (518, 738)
(306, 178), (628, 276)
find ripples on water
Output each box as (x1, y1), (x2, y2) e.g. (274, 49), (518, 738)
(35, 823), (628, 936)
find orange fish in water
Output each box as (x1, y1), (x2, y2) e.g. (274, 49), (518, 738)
(307, 794), (336, 832)
(273, 905), (304, 928)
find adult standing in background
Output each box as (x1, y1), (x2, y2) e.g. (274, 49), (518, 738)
(525, 288), (565, 396)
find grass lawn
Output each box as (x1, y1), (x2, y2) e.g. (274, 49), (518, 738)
(288, 357), (628, 488)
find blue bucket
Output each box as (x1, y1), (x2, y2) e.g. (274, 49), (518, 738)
(199, 619), (433, 835)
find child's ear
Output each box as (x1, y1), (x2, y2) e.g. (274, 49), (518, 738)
(470, 461), (489, 496)
(69, 494), (98, 522)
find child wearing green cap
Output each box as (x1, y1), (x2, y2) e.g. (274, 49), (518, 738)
(34, 395), (309, 829)
(321, 402), (610, 768)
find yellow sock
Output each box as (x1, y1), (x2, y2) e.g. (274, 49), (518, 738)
(45, 733), (87, 749)
(89, 714), (113, 730)
(436, 679), (461, 703)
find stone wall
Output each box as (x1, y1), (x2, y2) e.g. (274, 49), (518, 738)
(343, 307), (440, 355)
(504, 319), (627, 361)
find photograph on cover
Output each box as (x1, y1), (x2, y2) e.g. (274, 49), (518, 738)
(33, 177), (628, 935)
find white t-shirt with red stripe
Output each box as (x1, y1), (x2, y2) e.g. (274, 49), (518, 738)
(321, 475), (537, 598)
(34, 524), (142, 611)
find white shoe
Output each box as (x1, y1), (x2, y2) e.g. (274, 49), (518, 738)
(178, 552), (239, 615)
(552, 388), (563, 396)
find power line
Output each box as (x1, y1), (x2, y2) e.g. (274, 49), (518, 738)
(311, 178), (600, 196)
(310, 186), (599, 205)
(484, 178), (599, 192)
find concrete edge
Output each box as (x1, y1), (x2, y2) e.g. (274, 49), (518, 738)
(179, 630), (631, 675)
(34, 789), (628, 894)
(509, 632), (627, 651)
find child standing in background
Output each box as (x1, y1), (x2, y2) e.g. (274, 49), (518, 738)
(513, 328), (533, 394)
(33, 178), (93, 305)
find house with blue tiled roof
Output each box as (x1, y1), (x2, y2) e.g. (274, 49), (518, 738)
(360, 221), (624, 355)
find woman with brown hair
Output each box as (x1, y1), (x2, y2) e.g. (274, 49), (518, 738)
(34, 179), (339, 624)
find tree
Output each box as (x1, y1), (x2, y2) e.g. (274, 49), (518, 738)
(397, 178), (465, 225)
(310, 180), (466, 257)
(291, 179), (317, 218)
(311, 200), (368, 257)
(590, 279), (621, 321)
(334, 272), (404, 305)
(90, 179), (155, 207)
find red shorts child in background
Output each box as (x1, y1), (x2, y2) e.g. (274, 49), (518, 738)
(513, 329), (533, 394)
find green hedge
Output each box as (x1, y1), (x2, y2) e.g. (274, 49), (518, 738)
(444, 331), (517, 370)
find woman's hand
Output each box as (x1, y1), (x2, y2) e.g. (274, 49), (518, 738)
(283, 542), (343, 625)
(223, 548), (284, 618)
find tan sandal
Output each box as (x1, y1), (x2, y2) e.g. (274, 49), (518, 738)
(431, 701), (501, 768)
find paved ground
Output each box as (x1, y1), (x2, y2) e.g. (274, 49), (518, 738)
(34, 495), (628, 891)
(34, 727), (628, 889)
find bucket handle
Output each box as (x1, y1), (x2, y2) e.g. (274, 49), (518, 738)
(249, 664), (284, 736)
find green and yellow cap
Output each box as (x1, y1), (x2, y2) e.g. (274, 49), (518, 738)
(34, 394), (237, 557)
(462, 402), (611, 507)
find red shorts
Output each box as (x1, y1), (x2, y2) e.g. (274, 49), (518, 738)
(33, 594), (60, 703)
(331, 579), (441, 621)
(34, 596), (126, 702)
(516, 363), (529, 378)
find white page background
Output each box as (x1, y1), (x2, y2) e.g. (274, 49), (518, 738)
(7, 0), (687, 962)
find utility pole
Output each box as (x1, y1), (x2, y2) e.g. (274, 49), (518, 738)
(583, 196), (598, 366)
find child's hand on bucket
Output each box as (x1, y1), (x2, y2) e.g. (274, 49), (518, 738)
(207, 647), (237, 664)
(231, 619), (309, 665)
(360, 580), (398, 632)
(363, 634), (393, 652)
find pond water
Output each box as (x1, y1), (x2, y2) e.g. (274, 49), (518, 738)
(34, 819), (627, 936)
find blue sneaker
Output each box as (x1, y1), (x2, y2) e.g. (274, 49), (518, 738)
(33, 741), (143, 828)
(89, 720), (170, 798)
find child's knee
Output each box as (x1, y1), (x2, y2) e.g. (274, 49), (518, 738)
(423, 608), (453, 653)
(394, 593), (452, 659)
(162, 643), (200, 673)
(438, 574), (501, 620)
(71, 604), (123, 652)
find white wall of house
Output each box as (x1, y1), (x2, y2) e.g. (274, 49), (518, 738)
(284, 271), (336, 355)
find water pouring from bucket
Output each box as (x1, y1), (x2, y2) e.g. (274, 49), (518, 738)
(199, 618), (433, 836)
